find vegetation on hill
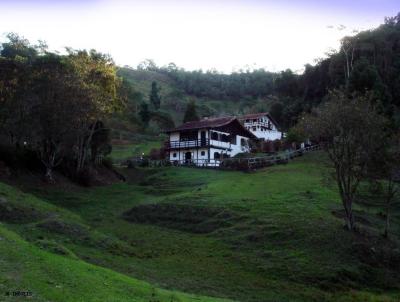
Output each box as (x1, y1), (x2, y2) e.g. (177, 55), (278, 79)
(1, 152), (399, 301)
(0, 33), (122, 183)
(117, 14), (400, 131)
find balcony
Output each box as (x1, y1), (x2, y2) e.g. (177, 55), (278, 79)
(165, 139), (210, 150)
(244, 121), (272, 129)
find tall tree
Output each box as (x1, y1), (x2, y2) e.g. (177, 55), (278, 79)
(298, 90), (387, 231)
(66, 49), (122, 173)
(366, 133), (400, 238)
(139, 102), (151, 126)
(149, 81), (161, 110)
(30, 54), (80, 182)
(183, 100), (199, 123)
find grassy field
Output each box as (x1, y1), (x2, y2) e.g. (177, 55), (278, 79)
(110, 137), (164, 162)
(1, 151), (400, 301)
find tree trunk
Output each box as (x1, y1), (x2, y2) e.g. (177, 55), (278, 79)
(45, 166), (55, 183)
(384, 208), (389, 238)
(383, 178), (396, 238)
(344, 198), (355, 231)
(76, 122), (97, 173)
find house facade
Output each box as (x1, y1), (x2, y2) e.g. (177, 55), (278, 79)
(165, 117), (257, 166)
(238, 112), (282, 141)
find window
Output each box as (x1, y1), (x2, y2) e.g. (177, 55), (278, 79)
(241, 138), (247, 146)
(230, 135), (237, 145)
(245, 119), (250, 123)
(252, 126), (256, 131)
(173, 153), (177, 158)
(211, 132), (218, 140)
(201, 151), (205, 156)
(214, 152), (220, 159)
(221, 134), (230, 142)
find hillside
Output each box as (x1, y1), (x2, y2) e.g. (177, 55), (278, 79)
(1, 152), (399, 301)
(114, 15), (400, 135)
(115, 68), (271, 127)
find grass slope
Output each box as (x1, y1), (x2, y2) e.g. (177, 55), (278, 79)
(110, 137), (164, 162)
(1, 152), (400, 301)
(0, 226), (231, 302)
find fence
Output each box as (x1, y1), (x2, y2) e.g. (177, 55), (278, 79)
(124, 144), (321, 171)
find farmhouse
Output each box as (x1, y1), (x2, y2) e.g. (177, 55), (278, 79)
(238, 112), (282, 141)
(165, 117), (257, 166)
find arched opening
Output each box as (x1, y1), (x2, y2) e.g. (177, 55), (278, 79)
(185, 152), (192, 164)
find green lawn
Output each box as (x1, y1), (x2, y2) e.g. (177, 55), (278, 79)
(1, 151), (399, 301)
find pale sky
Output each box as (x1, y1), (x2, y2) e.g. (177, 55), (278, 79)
(0, 0), (398, 73)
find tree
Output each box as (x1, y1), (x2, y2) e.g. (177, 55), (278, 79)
(0, 33), (38, 61)
(341, 35), (357, 87)
(149, 81), (161, 110)
(269, 102), (284, 126)
(139, 102), (151, 126)
(183, 100), (199, 123)
(298, 90), (387, 231)
(65, 49), (122, 173)
(366, 133), (400, 238)
(30, 54), (79, 182)
(90, 121), (112, 162)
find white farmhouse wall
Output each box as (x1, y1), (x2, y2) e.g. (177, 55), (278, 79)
(169, 132), (180, 141)
(230, 135), (251, 156)
(243, 115), (282, 141)
(169, 148), (210, 165)
(168, 125), (253, 167)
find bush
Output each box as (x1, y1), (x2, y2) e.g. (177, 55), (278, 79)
(0, 143), (42, 171)
(220, 158), (249, 171)
(233, 152), (251, 158)
(102, 157), (113, 169)
(149, 147), (165, 160)
(126, 159), (137, 168)
(138, 158), (149, 167)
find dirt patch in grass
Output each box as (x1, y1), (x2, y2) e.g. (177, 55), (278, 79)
(122, 203), (245, 233)
(36, 239), (79, 259)
(37, 219), (89, 238)
(0, 197), (44, 223)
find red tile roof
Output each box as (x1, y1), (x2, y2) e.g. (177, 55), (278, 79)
(167, 117), (235, 132)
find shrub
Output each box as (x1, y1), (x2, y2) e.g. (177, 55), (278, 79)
(220, 158), (249, 171)
(149, 148), (165, 160)
(139, 158), (149, 167)
(233, 152), (251, 158)
(102, 157), (113, 169)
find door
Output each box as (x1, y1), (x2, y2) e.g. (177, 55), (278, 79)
(200, 131), (207, 146)
(185, 152), (192, 164)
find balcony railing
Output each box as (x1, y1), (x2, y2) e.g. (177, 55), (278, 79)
(244, 121), (273, 130)
(165, 139), (210, 149)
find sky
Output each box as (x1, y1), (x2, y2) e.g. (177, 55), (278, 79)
(0, 0), (399, 73)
